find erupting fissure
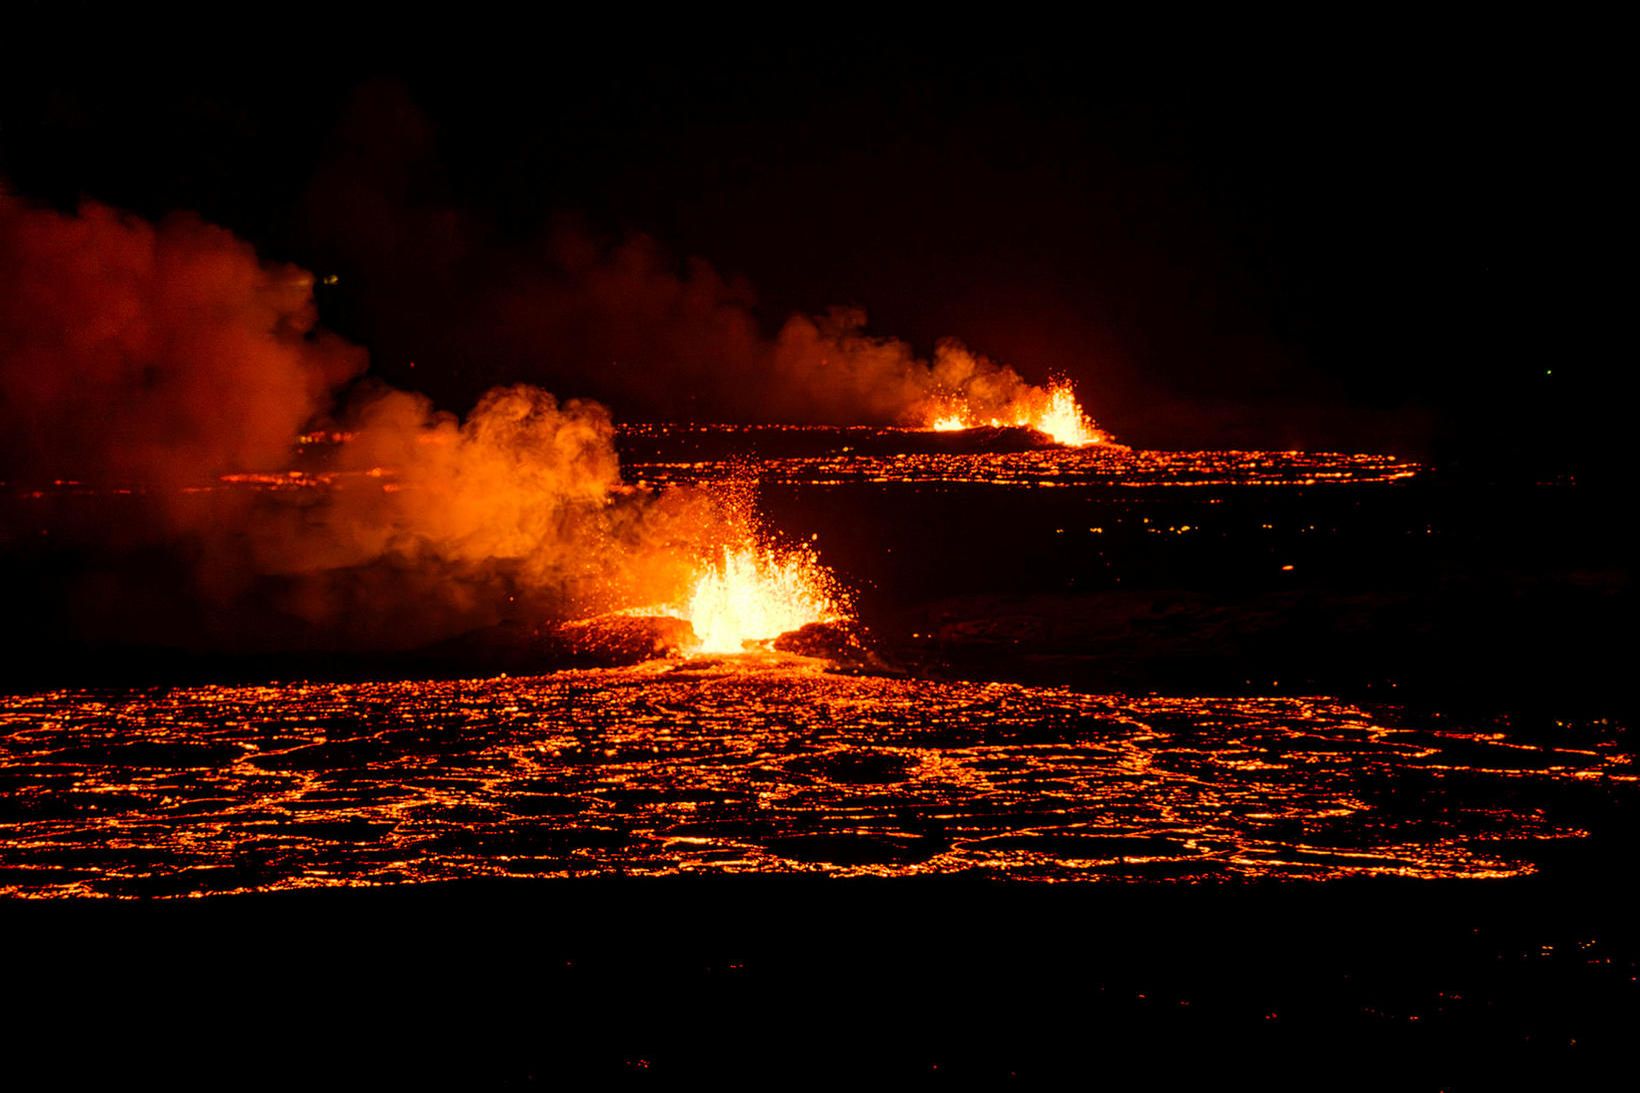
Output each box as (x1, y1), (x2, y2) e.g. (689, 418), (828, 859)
(675, 542), (844, 654)
(928, 379), (1110, 447)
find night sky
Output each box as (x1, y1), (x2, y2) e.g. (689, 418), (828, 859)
(2, 16), (1620, 468)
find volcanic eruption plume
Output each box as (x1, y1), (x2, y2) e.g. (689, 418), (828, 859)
(0, 194), (829, 653)
(768, 309), (1112, 444)
(299, 80), (1114, 445)
(400, 230), (1114, 443)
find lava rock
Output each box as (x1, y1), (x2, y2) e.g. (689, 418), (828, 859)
(772, 621), (867, 660)
(551, 614), (695, 664)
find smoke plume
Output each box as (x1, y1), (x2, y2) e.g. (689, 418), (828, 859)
(484, 234), (1053, 425)
(0, 196), (363, 489)
(299, 80), (1085, 430)
(0, 194), (719, 651)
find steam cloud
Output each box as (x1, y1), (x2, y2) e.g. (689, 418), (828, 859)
(0, 195), (717, 651)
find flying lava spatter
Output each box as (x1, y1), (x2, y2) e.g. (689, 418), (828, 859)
(0, 194), (859, 652)
(678, 543), (844, 653)
(617, 498), (847, 655)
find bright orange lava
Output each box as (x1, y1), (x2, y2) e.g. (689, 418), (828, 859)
(926, 379), (1110, 447)
(679, 545), (843, 653)
(1031, 383), (1106, 447)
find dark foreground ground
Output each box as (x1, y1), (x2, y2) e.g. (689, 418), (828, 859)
(5, 871), (1637, 1088)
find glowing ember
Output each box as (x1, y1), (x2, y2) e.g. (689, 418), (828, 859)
(924, 378), (1110, 446)
(679, 544), (842, 653)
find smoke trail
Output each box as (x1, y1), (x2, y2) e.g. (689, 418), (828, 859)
(447, 229), (1086, 429)
(0, 194), (724, 650)
(0, 196), (363, 492)
(300, 81), (1105, 433)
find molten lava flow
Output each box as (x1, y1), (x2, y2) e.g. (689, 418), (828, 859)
(679, 544), (842, 653)
(923, 378), (1109, 447)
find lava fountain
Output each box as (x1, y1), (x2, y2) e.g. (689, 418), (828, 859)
(927, 378), (1110, 447)
(1031, 382), (1107, 447)
(678, 543), (844, 653)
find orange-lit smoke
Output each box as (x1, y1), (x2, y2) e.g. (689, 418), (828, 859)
(481, 236), (1112, 438)
(291, 80), (1115, 443)
(298, 82), (1115, 436)
(300, 85), (1111, 438)
(0, 195), (767, 650)
(0, 196), (364, 491)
